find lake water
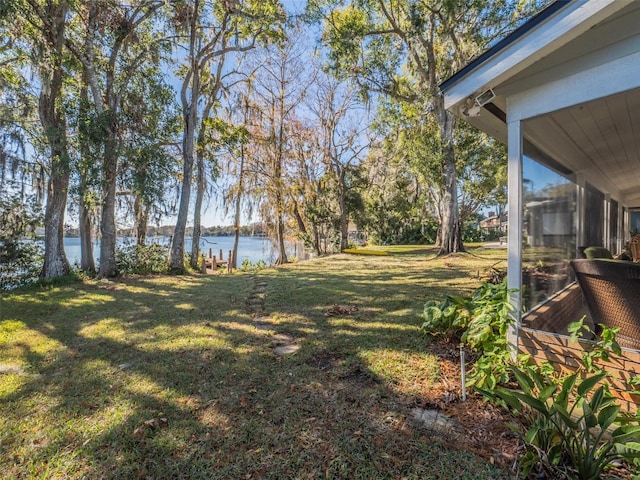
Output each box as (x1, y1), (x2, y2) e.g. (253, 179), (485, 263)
(64, 236), (309, 267)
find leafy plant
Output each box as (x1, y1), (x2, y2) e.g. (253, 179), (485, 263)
(0, 194), (43, 290)
(115, 243), (168, 275)
(493, 366), (640, 479)
(420, 294), (472, 339)
(420, 279), (518, 389)
(568, 318), (622, 374)
(240, 258), (267, 272)
(462, 280), (516, 389)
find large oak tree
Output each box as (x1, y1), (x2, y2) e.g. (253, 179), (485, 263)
(310, 0), (540, 254)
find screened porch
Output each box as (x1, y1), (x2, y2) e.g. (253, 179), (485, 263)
(440, 0), (640, 409)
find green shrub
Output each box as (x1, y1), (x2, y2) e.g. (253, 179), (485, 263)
(240, 258), (267, 272)
(568, 317), (622, 374)
(0, 194), (43, 290)
(420, 279), (519, 389)
(115, 243), (168, 275)
(422, 279), (640, 477)
(420, 294), (472, 340)
(492, 367), (640, 479)
(463, 280), (517, 389)
(0, 241), (43, 290)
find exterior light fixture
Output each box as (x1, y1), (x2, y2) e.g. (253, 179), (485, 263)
(475, 88), (495, 107)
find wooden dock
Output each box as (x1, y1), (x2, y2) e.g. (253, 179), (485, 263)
(201, 248), (234, 274)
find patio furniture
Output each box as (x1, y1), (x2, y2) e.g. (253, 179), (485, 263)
(570, 259), (640, 350)
(579, 246), (613, 259)
(630, 235), (640, 262)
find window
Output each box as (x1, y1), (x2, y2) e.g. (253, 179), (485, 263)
(522, 156), (577, 312)
(584, 183), (604, 247)
(630, 209), (640, 235)
(610, 199), (619, 253)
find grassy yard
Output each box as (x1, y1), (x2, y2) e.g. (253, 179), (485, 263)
(1, 245), (510, 479)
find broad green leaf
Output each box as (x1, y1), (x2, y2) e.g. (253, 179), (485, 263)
(562, 372), (578, 393)
(616, 441), (640, 452)
(510, 366), (535, 394)
(495, 389), (524, 412)
(538, 384), (558, 402)
(577, 373), (607, 397)
(612, 425), (640, 443)
(597, 404), (621, 432)
(524, 426), (539, 444)
(508, 390), (548, 414)
(582, 401), (597, 428)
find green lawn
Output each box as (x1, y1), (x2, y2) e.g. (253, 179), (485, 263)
(0, 245), (510, 479)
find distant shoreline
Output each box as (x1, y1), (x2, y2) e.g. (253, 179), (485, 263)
(61, 225), (267, 239)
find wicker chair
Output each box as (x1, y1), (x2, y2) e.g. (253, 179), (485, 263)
(630, 234), (640, 262)
(570, 259), (640, 350)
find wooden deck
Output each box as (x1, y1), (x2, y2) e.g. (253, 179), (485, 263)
(201, 248), (233, 274)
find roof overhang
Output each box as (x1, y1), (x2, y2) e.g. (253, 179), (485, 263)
(441, 0), (640, 207)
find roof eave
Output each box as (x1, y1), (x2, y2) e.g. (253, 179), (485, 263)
(440, 0), (627, 112)
(439, 1), (569, 92)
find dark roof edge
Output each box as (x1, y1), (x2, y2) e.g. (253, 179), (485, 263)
(439, 1), (571, 92)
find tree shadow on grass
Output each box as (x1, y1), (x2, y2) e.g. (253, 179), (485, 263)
(1, 260), (510, 479)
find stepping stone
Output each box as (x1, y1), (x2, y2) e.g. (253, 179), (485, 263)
(254, 323), (272, 331)
(271, 334), (295, 345)
(410, 408), (463, 438)
(254, 286), (267, 293)
(253, 316), (271, 323)
(247, 297), (263, 305)
(0, 365), (27, 376)
(273, 344), (300, 356)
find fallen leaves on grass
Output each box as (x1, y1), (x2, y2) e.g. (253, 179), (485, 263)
(132, 415), (168, 438)
(324, 304), (359, 317)
(417, 339), (520, 470)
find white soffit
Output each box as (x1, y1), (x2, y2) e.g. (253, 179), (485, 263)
(521, 87), (640, 206)
(507, 42), (640, 122)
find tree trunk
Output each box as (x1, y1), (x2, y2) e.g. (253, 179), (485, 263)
(338, 172), (349, 251)
(274, 210), (287, 265)
(170, 143), (194, 272)
(39, 0), (70, 279)
(42, 165), (70, 278)
(98, 128), (119, 277)
(78, 80), (96, 273)
(134, 194), (148, 246)
(232, 146), (246, 270)
(271, 77), (289, 266)
(232, 220), (240, 269)
(312, 223), (321, 256)
(273, 157), (287, 265)
(170, 91), (196, 272)
(438, 144), (464, 254)
(292, 201), (308, 237)
(79, 177), (96, 273)
(435, 101), (464, 255)
(190, 150), (205, 269)
(171, 9), (201, 273)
